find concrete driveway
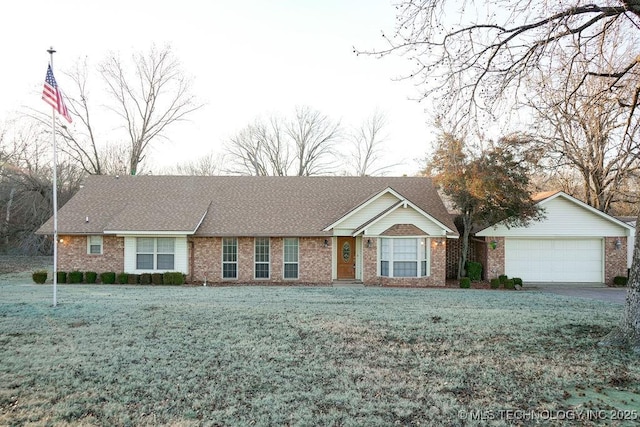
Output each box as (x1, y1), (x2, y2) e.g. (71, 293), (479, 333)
(527, 283), (628, 304)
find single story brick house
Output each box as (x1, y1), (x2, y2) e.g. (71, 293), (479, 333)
(476, 191), (634, 285)
(37, 175), (459, 286)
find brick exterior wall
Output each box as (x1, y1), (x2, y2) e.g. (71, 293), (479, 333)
(483, 237), (505, 280)
(381, 224), (426, 236)
(445, 238), (484, 279)
(58, 235), (124, 273)
(604, 236), (628, 286)
(189, 236), (333, 285)
(57, 234), (448, 286)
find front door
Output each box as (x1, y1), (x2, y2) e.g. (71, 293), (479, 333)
(336, 237), (356, 279)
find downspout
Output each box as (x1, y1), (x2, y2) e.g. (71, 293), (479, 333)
(189, 238), (195, 283)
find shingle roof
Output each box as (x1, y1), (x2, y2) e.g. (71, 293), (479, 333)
(37, 175), (457, 237)
(532, 190), (560, 202)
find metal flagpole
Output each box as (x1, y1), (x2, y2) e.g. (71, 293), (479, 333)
(47, 47), (58, 308)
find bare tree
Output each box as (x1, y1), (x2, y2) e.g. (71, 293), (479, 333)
(167, 152), (224, 176)
(357, 2), (640, 129)
(225, 120), (279, 176)
(359, 0), (640, 351)
(286, 106), (341, 176)
(518, 42), (640, 213)
(0, 123), (83, 254)
(345, 110), (397, 176)
(30, 45), (203, 176)
(100, 45), (203, 175)
(525, 93), (640, 213)
(225, 107), (340, 176)
(59, 58), (105, 175)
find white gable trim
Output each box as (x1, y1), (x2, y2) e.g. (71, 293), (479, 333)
(476, 191), (634, 236)
(353, 199), (453, 237)
(324, 187), (455, 236)
(323, 187), (409, 231)
(537, 192), (634, 231)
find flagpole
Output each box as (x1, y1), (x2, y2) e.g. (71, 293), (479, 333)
(47, 46), (58, 308)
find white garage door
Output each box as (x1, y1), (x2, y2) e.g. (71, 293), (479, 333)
(505, 238), (603, 283)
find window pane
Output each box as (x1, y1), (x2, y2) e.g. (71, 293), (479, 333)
(394, 261), (417, 277)
(89, 236), (102, 254)
(157, 254), (174, 270)
(255, 238), (269, 262)
(393, 239), (417, 261)
(137, 238), (154, 253)
(223, 238), (237, 262)
(255, 263), (269, 279)
(157, 238), (175, 253)
(284, 238), (298, 263)
(137, 254), (154, 270)
(381, 260), (389, 277)
(380, 238), (390, 260)
(223, 263), (237, 279)
(284, 263), (298, 279)
(421, 260), (427, 277)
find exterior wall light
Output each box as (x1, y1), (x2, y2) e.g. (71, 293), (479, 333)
(615, 238), (622, 250)
(490, 240), (498, 250)
(366, 238), (371, 248)
(324, 239), (329, 248)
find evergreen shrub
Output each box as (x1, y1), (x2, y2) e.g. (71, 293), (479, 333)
(32, 271), (47, 284)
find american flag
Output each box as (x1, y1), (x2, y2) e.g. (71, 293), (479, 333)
(42, 64), (72, 123)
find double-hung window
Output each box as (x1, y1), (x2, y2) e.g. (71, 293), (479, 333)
(87, 235), (103, 255)
(136, 237), (175, 270)
(380, 238), (429, 278)
(156, 238), (175, 270)
(283, 238), (299, 279)
(222, 238), (238, 279)
(255, 237), (270, 279)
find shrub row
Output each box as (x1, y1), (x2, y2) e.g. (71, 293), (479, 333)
(498, 274), (522, 290)
(459, 274), (523, 289)
(32, 271), (185, 286)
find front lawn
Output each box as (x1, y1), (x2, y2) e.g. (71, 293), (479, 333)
(0, 283), (638, 426)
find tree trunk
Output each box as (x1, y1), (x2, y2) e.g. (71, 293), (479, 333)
(457, 213), (471, 280)
(600, 212), (640, 353)
(3, 187), (15, 250)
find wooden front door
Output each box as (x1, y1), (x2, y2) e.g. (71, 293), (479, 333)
(336, 237), (356, 279)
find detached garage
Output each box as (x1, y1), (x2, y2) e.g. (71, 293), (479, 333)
(476, 191), (633, 285)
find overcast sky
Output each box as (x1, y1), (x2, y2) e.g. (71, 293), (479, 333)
(2, 0), (436, 175)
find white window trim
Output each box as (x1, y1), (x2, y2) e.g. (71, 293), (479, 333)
(254, 237), (270, 280)
(222, 237), (238, 280)
(283, 237), (299, 280)
(87, 235), (103, 255)
(136, 237), (176, 271)
(378, 237), (430, 278)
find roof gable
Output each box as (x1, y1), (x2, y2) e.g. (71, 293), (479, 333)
(350, 193), (455, 237)
(477, 191), (634, 237)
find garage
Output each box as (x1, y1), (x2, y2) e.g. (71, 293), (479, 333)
(475, 191), (633, 285)
(505, 238), (603, 283)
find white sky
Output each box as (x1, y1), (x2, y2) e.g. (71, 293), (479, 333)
(1, 0), (436, 176)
